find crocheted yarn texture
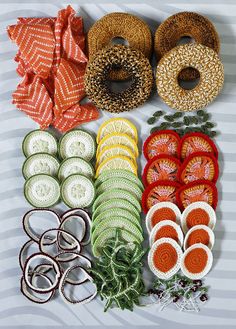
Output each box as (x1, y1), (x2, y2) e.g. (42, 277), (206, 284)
(87, 12), (152, 80)
(154, 11), (220, 80)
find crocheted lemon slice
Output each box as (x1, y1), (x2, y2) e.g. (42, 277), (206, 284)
(95, 155), (137, 177)
(97, 118), (138, 143)
(96, 144), (137, 168)
(97, 133), (139, 157)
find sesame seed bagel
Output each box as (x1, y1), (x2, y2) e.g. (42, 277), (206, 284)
(156, 43), (224, 112)
(155, 12), (220, 81)
(87, 12), (152, 81)
(85, 45), (153, 113)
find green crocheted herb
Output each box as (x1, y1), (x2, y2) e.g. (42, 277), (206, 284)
(150, 126), (161, 134)
(173, 112), (183, 119)
(153, 110), (164, 117)
(147, 117), (156, 125)
(164, 115), (174, 122)
(191, 116), (199, 124)
(205, 122), (215, 128)
(172, 122), (184, 128)
(197, 110), (205, 117)
(183, 116), (190, 126)
(89, 230), (146, 312)
(149, 273), (209, 309)
(160, 122), (171, 129)
(201, 113), (210, 122)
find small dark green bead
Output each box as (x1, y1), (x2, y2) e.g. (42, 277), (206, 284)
(202, 113), (210, 122)
(209, 131), (217, 137)
(172, 122), (184, 128)
(173, 112), (183, 119)
(183, 116), (190, 126)
(205, 122), (215, 128)
(147, 117), (156, 125)
(153, 110), (164, 117)
(164, 115), (174, 122)
(150, 126), (161, 134)
(192, 116), (199, 124)
(197, 110), (205, 116)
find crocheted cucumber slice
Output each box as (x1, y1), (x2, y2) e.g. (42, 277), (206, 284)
(91, 217), (143, 245)
(24, 174), (60, 208)
(61, 174), (95, 208)
(58, 157), (94, 181)
(95, 169), (143, 190)
(59, 130), (96, 161)
(92, 209), (142, 232)
(96, 177), (142, 200)
(92, 189), (141, 213)
(22, 130), (57, 157)
(22, 153), (60, 180)
(92, 227), (141, 257)
(92, 198), (140, 220)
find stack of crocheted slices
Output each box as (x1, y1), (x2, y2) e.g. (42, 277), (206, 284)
(147, 201), (215, 280)
(91, 118), (144, 257)
(142, 130), (219, 213)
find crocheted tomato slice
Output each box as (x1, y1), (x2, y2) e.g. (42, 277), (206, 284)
(176, 180), (218, 210)
(143, 130), (180, 160)
(178, 132), (218, 160)
(142, 180), (181, 213)
(142, 155), (181, 186)
(179, 152), (219, 184)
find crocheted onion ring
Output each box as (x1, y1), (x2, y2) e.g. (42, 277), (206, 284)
(156, 43), (224, 112)
(88, 12), (152, 80)
(154, 11), (220, 81)
(85, 45), (153, 113)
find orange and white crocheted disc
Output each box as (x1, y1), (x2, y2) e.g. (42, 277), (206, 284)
(149, 220), (184, 247)
(148, 237), (183, 280)
(181, 243), (213, 280)
(143, 130), (180, 160)
(181, 201), (216, 233)
(179, 152), (219, 184)
(142, 181), (181, 214)
(178, 132), (218, 160)
(146, 202), (181, 233)
(142, 155), (181, 186)
(176, 180), (218, 211)
(184, 225), (215, 250)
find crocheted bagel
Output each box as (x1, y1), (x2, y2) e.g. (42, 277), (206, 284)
(85, 45), (153, 113)
(156, 43), (224, 112)
(154, 12), (220, 80)
(87, 12), (152, 80)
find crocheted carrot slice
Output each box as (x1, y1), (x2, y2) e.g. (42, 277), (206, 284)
(176, 180), (218, 210)
(181, 201), (216, 233)
(181, 244), (213, 279)
(148, 238), (182, 280)
(149, 220), (184, 246)
(143, 130), (180, 160)
(145, 202), (181, 233)
(178, 132), (218, 160)
(142, 181), (181, 213)
(184, 225), (215, 250)
(179, 152), (219, 184)
(142, 155), (181, 186)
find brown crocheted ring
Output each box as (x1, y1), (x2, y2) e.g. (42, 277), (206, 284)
(85, 45), (153, 113)
(155, 12), (220, 81)
(156, 43), (224, 112)
(87, 12), (152, 80)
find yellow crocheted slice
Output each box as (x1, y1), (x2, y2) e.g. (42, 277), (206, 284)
(95, 155), (137, 178)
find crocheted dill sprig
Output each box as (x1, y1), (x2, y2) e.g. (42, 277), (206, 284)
(89, 229), (146, 312)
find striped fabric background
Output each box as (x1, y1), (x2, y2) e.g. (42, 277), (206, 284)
(0, 0), (236, 327)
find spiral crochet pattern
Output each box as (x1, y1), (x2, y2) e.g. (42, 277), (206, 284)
(154, 12), (220, 80)
(87, 12), (152, 80)
(85, 45), (153, 113)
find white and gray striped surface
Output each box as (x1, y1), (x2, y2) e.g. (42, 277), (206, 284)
(0, 0), (236, 327)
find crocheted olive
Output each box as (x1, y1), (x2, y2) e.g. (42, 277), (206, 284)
(85, 45), (153, 113)
(155, 12), (220, 81)
(87, 12), (152, 81)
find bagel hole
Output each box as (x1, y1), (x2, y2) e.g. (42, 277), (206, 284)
(178, 68), (200, 90)
(108, 78), (134, 93)
(177, 36), (195, 45)
(111, 37), (129, 46)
